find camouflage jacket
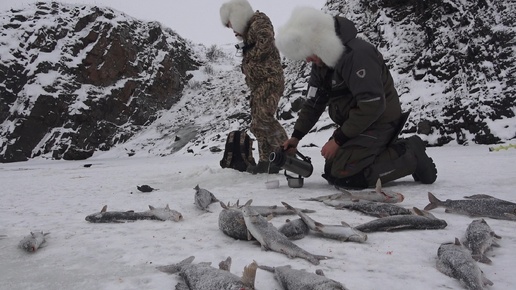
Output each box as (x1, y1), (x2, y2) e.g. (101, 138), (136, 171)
(241, 11), (284, 90)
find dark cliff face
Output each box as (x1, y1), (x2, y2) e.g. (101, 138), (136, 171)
(0, 2), (198, 162)
(278, 0), (515, 146)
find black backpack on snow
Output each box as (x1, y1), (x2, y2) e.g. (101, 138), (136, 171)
(220, 130), (256, 172)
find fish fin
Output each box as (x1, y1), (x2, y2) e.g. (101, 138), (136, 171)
(218, 256), (231, 271)
(412, 207), (424, 216)
(281, 201), (294, 210)
(101, 205), (107, 213)
(148, 205), (155, 210)
(219, 201), (228, 210)
(473, 254), (492, 265)
(300, 209), (316, 213)
(244, 199), (253, 206)
(375, 178), (382, 193)
(464, 194), (496, 199)
(194, 184), (199, 191)
(424, 192), (441, 210)
(241, 260), (258, 288)
(454, 237), (461, 246)
(483, 276), (494, 286)
(315, 269), (325, 276)
(491, 231), (502, 240)
(385, 225), (411, 231)
(165, 204), (170, 210)
(266, 214), (274, 221)
(314, 221), (325, 228)
(314, 226), (324, 233)
(156, 256), (194, 274)
(340, 221), (351, 227)
(247, 230), (253, 241)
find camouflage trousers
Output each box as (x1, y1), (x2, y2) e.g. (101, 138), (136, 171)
(249, 79), (288, 162)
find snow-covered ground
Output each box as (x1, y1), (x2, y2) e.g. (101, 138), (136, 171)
(1, 137), (515, 290)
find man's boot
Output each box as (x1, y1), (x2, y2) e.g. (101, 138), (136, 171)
(405, 135), (437, 184)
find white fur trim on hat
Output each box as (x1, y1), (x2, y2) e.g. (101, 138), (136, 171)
(275, 7), (345, 67)
(220, 0), (254, 35)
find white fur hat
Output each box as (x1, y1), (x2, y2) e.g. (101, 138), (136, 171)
(275, 7), (345, 67)
(220, 0), (254, 35)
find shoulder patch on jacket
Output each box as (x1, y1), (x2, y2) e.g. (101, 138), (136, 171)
(356, 68), (366, 78)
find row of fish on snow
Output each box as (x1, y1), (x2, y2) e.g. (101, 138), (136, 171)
(15, 181), (516, 290)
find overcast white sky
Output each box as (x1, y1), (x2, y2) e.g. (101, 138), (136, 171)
(0, 0), (327, 46)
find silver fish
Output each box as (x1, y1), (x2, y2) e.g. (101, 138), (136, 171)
(85, 204), (182, 223)
(462, 219), (501, 264)
(424, 192), (516, 221)
(241, 205), (331, 265)
(282, 202), (367, 243)
(194, 184), (219, 212)
(19, 231), (49, 252)
(257, 263), (348, 290)
(157, 256), (256, 290)
(328, 199), (413, 217)
(437, 238), (493, 290)
(302, 179), (404, 203)
(218, 200), (253, 240)
(278, 218), (310, 240)
(354, 207), (447, 232)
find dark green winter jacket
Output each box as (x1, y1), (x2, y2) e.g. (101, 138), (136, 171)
(292, 17), (401, 141)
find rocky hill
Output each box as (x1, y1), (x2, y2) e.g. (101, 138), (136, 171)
(0, 2), (198, 162)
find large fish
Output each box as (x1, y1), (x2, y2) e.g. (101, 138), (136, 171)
(193, 184), (219, 212)
(462, 219), (501, 264)
(157, 256), (256, 290)
(241, 205), (331, 265)
(354, 207), (447, 232)
(257, 263), (348, 290)
(218, 200), (253, 240)
(436, 238), (493, 290)
(328, 199), (413, 217)
(302, 179), (404, 204)
(18, 231), (49, 252)
(424, 192), (516, 221)
(278, 218), (310, 240)
(85, 205), (183, 223)
(282, 202), (367, 243)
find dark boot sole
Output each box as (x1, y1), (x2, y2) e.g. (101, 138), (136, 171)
(409, 136), (437, 184)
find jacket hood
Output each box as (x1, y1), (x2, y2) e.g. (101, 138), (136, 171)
(220, 0), (254, 35)
(275, 7), (357, 67)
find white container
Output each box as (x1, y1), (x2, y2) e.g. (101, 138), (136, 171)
(265, 179), (280, 189)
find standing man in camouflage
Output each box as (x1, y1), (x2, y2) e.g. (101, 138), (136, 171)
(220, 0), (288, 174)
(276, 7), (437, 189)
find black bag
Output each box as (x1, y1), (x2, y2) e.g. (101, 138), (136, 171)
(220, 130), (256, 172)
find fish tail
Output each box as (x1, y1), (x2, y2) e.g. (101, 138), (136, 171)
(241, 261), (258, 288)
(156, 256), (195, 274)
(424, 192), (441, 210)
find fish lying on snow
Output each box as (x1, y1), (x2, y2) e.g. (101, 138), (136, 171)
(157, 256), (257, 290)
(194, 185), (219, 212)
(462, 219), (501, 264)
(85, 205), (183, 223)
(219, 200), (253, 240)
(424, 192), (516, 221)
(241, 205), (331, 265)
(257, 263), (348, 290)
(19, 232), (49, 252)
(278, 218), (310, 240)
(302, 179), (404, 204)
(437, 238), (493, 290)
(218, 200), (314, 240)
(328, 199), (413, 217)
(282, 202), (367, 243)
(354, 207), (447, 232)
